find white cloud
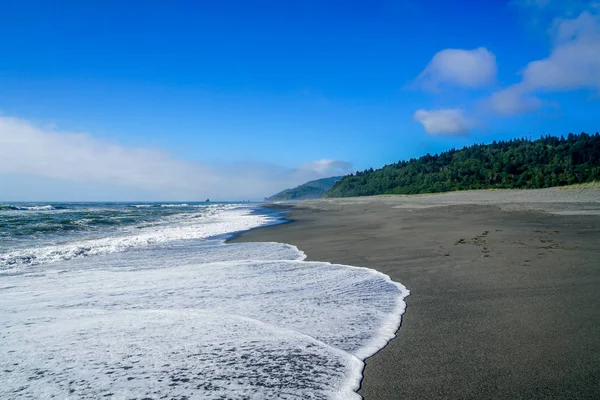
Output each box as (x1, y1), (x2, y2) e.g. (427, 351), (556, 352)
(0, 116), (351, 200)
(486, 84), (544, 115)
(298, 159), (351, 175)
(523, 11), (600, 90)
(413, 109), (475, 135)
(416, 47), (497, 90)
(487, 10), (600, 115)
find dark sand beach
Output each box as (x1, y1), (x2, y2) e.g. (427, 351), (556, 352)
(229, 188), (600, 399)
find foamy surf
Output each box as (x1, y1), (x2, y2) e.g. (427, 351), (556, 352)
(0, 205), (258, 272)
(0, 204), (56, 211)
(0, 204), (409, 399)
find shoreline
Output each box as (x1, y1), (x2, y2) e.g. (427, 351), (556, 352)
(229, 188), (600, 399)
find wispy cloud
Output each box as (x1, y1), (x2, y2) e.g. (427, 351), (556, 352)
(413, 109), (476, 135)
(528, 11), (600, 90)
(485, 84), (544, 115)
(0, 116), (351, 200)
(415, 47), (497, 90)
(298, 159), (351, 175)
(486, 10), (600, 115)
(511, 0), (599, 14)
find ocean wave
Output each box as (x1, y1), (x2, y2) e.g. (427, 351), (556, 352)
(129, 203), (223, 209)
(0, 205), (56, 211)
(0, 207), (270, 270)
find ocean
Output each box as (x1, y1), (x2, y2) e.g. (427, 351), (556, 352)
(0, 202), (408, 399)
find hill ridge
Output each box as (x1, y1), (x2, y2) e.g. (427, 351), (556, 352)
(267, 176), (343, 201)
(326, 133), (600, 198)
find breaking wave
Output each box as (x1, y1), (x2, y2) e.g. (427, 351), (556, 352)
(0, 203), (409, 399)
(0, 204), (56, 211)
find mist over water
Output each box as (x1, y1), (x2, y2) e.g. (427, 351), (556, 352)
(0, 203), (408, 399)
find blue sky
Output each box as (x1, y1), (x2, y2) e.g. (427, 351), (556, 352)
(1, 0), (599, 200)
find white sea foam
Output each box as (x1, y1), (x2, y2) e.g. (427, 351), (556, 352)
(1, 204), (56, 211)
(0, 206), (409, 399)
(0, 205), (266, 272)
(25, 205), (56, 211)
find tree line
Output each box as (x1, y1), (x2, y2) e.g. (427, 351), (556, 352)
(326, 133), (600, 197)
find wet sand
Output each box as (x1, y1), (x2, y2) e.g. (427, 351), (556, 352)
(229, 188), (600, 399)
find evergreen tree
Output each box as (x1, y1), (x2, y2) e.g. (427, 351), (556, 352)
(326, 133), (600, 197)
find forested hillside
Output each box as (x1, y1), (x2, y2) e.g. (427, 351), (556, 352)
(267, 176), (343, 201)
(326, 133), (600, 197)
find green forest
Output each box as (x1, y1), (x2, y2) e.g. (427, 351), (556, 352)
(326, 133), (600, 198)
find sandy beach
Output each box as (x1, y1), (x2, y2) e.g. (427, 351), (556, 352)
(229, 187), (600, 399)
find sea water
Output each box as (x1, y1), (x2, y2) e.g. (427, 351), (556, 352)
(0, 202), (409, 399)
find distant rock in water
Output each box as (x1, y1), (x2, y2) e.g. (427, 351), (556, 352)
(267, 176), (344, 201)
